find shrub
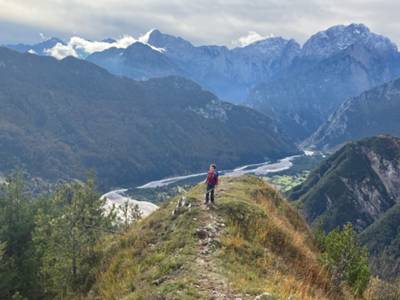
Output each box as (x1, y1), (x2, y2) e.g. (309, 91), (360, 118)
(319, 223), (371, 295)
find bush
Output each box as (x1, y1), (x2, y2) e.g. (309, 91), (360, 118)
(319, 223), (371, 295)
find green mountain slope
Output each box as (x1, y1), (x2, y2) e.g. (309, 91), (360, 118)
(86, 176), (353, 300)
(289, 135), (400, 231)
(360, 203), (400, 279)
(0, 47), (296, 189)
(288, 135), (400, 279)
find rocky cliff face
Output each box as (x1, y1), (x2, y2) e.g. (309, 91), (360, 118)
(305, 77), (400, 150)
(289, 135), (400, 279)
(289, 135), (400, 231)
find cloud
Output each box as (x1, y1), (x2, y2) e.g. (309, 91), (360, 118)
(235, 31), (273, 47)
(45, 31), (164, 59)
(45, 42), (78, 59)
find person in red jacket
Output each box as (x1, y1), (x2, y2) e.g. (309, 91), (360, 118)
(204, 163), (219, 205)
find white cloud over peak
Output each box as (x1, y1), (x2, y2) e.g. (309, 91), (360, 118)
(235, 31), (273, 47)
(45, 31), (164, 60)
(45, 42), (78, 59)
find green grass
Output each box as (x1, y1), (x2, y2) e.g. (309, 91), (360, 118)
(87, 194), (203, 299)
(265, 171), (310, 192)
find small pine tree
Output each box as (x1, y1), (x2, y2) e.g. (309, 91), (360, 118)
(118, 201), (142, 231)
(130, 204), (142, 222)
(0, 241), (15, 298)
(33, 175), (116, 298)
(0, 172), (38, 298)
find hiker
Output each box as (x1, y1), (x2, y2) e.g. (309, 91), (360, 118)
(204, 164), (219, 205)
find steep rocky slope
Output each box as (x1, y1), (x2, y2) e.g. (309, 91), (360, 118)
(289, 135), (400, 279)
(289, 135), (400, 231)
(87, 176), (353, 299)
(360, 202), (400, 279)
(247, 24), (400, 141)
(306, 76), (400, 150)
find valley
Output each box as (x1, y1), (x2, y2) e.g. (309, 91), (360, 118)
(104, 151), (325, 207)
(1, 8), (400, 299)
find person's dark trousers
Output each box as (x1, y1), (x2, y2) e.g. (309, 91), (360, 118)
(205, 184), (215, 204)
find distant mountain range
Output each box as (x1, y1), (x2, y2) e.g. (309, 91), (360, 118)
(6, 37), (65, 56)
(289, 135), (400, 278)
(0, 47), (296, 189)
(306, 76), (400, 150)
(5, 30), (300, 103)
(247, 24), (400, 141)
(6, 23), (400, 145)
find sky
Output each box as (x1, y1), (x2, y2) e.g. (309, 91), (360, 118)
(0, 0), (399, 47)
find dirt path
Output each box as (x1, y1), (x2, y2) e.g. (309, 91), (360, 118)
(192, 185), (244, 300)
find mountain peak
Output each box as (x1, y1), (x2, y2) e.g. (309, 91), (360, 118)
(238, 36), (301, 56)
(138, 29), (159, 44)
(124, 41), (166, 56)
(102, 38), (117, 43)
(147, 29), (193, 50)
(302, 23), (397, 58)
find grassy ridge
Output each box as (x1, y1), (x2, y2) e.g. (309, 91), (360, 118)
(87, 176), (353, 299)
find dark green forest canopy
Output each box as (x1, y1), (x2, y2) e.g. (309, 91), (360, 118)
(0, 47), (296, 190)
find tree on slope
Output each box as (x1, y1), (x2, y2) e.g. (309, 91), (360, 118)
(0, 173), (38, 299)
(34, 176), (115, 298)
(319, 224), (371, 295)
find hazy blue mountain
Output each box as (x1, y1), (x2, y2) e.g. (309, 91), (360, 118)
(301, 23), (397, 59)
(9, 24), (400, 143)
(5, 37), (65, 55)
(87, 42), (184, 80)
(0, 47), (296, 189)
(306, 77), (400, 150)
(102, 38), (117, 43)
(246, 24), (400, 141)
(88, 29), (301, 102)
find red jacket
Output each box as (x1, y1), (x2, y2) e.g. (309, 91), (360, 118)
(206, 170), (219, 186)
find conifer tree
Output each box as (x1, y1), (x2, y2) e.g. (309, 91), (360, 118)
(34, 176), (115, 298)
